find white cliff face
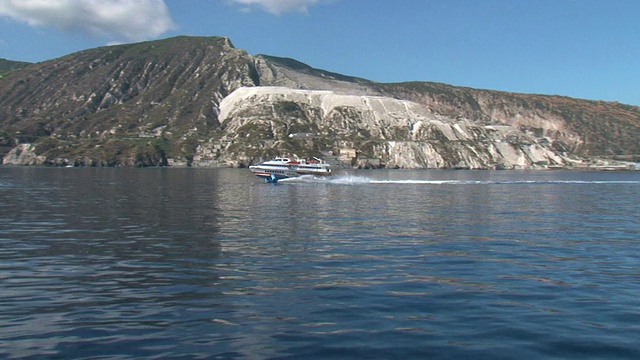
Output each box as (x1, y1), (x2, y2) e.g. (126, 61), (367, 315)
(213, 86), (576, 169)
(219, 86), (332, 123)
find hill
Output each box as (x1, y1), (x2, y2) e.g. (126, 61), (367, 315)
(1, 36), (639, 168)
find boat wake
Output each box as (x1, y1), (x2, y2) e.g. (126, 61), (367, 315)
(279, 175), (640, 186)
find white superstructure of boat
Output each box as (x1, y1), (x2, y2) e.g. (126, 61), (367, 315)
(249, 156), (332, 183)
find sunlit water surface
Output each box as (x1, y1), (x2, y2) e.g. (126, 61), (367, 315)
(1, 168), (639, 359)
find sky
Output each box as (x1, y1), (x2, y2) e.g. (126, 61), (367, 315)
(1, 0), (639, 106)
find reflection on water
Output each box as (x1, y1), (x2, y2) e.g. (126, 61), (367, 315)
(1, 168), (639, 359)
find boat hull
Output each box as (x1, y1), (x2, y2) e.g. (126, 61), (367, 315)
(252, 171), (292, 183)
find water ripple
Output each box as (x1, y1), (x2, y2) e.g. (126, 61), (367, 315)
(1, 168), (639, 359)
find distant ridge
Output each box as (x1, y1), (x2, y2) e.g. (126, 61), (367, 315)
(256, 54), (370, 84)
(0, 58), (31, 74)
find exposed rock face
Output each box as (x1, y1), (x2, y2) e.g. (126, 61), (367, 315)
(382, 83), (640, 157)
(2, 144), (45, 165)
(210, 86), (572, 169)
(0, 36), (639, 168)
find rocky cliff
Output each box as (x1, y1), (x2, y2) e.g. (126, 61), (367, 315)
(1, 36), (639, 169)
(210, 86), (567, 169)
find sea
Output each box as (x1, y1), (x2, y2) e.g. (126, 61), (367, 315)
(1, 167), (639, 359)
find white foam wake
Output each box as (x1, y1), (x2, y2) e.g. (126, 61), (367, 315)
(280, 175), (640, 186)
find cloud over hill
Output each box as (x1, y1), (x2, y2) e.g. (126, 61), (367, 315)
(0, 0), (175, 42)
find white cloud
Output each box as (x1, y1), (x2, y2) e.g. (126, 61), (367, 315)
(0, 0), (175, 42)
(229, 0), (320, 15)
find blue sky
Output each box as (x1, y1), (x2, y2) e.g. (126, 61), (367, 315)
(1, 0), (639, 106)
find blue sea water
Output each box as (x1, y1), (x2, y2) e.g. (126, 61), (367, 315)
(1, 167), (639, 359)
